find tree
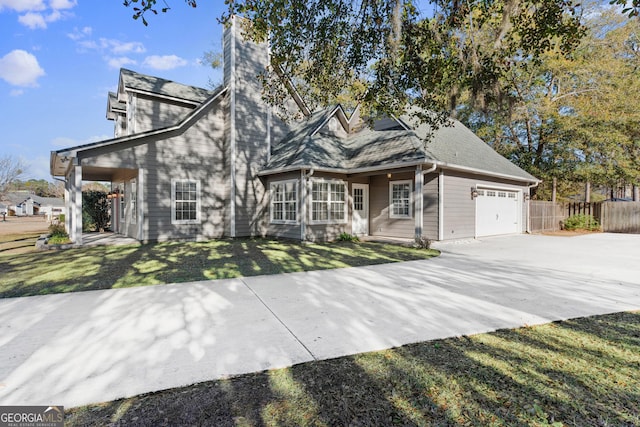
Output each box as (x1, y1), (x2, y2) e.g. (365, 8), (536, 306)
(124, 0), (585, 130)
(457, 5), (640, 200)
(0, 155), (26, 199)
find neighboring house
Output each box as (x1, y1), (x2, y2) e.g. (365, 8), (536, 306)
(50, 18), (538, 245)
(1, 192), (65, 217)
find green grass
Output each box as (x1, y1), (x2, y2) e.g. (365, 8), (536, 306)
(66, 311), (640, 426)
(0, 238), (439, 298)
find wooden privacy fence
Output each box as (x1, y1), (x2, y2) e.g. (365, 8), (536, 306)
(529, 201), (565, 232)
(529, 201), (640, 234)
(599, 202), (640, 233)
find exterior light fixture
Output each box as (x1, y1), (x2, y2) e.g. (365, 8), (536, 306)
(471, 188), (478, 199)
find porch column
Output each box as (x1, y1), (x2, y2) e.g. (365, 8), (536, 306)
(64, 178), (71, 233)
(137, 168), (144, 241)
(300, 170), (307, 241)
(414, 165), (424, 239)
(70, 164), (83, 245)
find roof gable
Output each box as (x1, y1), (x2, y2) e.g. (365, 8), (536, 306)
(264, 106), (538, 182)
(117, 68), (212, 104)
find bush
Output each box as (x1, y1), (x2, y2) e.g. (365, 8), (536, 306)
(48, 223), (71, 244)
(337, 232), (359, 242)
(82, 191), (110, 231)
(414, 236), (432, 249)
(563, 214), (600, 231)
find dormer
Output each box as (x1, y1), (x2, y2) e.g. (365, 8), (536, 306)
(111, 68), (214, 135)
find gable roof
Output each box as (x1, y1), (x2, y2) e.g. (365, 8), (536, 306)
(402, 115), (538, 182)
(106, 91), (126, 120)
(262, 105), (538, 183)
(1, 192), (64, 207)
(51, 85), (228, 177)
(117, 68), (213, 105)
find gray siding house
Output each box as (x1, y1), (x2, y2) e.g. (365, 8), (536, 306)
(50, 18), (538, 245)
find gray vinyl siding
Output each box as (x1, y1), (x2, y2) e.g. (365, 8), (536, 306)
(370, 172), (415, 238)
(134, 94), (195, 133)
(423, 172), (439, 240)
(442, 171), (528, 240)
(79, 97), (228, 242)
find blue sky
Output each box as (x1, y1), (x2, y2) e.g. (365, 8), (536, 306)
(0, 0), (226, 181)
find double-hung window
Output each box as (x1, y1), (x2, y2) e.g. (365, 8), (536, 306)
(171, 179), (200, 224)
(311, 179), (346, 223)
(390, 180), (412, 218)
(270, 180), (298, 223)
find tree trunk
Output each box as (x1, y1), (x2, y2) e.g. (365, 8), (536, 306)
(552, 177), (557, 202)
(585, 181), (591, 203)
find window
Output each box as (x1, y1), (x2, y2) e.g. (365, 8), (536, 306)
(171, 179), (200, 224)
(311, 179), (346, 223)
(270, 180), (298, 223)
(390, 180), (412, 218)
(131, 179), (137, 224)
(353, 187), (364, 211)
(118, 184), (125, 222)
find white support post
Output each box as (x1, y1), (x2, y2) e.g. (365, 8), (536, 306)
(64, 178), (71, 233)
(68, 164), (83, 244)
(137, 168), (144, 241)
(300, 170), (307, 241)
(414, 165), (423, 239)
(438, 170), (444, 241)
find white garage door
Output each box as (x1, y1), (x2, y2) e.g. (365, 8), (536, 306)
(476, 189), (520, 237)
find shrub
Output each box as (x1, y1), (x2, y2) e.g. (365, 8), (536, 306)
(337, 232), (359, 242)
(48, 223), (71, 244)
(414, 236), (432, 249)
(563, 214), (600, 231)
(82, 190), (110, 231)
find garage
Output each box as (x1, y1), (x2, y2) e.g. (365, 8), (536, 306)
(476, 188), (521, 237)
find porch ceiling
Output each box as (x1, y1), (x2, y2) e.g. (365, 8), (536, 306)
(81, 166), (137, 182)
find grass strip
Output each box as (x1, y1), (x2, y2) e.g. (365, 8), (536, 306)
(66, 311), (640, 426)
(0, 238), (438, 298)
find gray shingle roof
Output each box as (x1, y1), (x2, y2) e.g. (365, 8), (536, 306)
(119, 68), (212, 103)
(264, 106), (538, 182)
(402, 114), (538, 181)
(267, 109), (433, 172)
(2, 192), (64, 207)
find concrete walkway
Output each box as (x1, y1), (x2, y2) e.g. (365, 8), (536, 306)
(0, 233), (639, 408)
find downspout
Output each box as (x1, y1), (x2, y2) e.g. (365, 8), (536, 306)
(438, 170), (444, 241)
(526, 181), (540, 234)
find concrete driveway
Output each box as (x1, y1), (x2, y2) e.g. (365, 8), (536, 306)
(0, 233), (639, 408)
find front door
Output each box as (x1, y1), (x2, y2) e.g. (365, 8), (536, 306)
(352, 184), (369, 235)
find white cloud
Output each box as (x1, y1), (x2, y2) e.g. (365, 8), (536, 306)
(0, 0), (46, 12)
(10, 88), (24, 96)
(67, 26), (92, 41)
(75, 38), (146, 55)
(49, 0), (76, 10)
(18, 12), (46, 29)
(102, 39), (146, 54)
(143, 55), (188, 70)
(107, 56), (137, 69)
(3, 0), (75, 29)
(0, 50), (45, 87)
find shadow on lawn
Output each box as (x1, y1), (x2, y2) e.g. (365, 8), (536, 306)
(0, 239), (436, 298)
(65, 312), (640, 426)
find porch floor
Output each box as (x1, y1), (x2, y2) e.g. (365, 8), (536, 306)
(81, 232), (140, 247)
(360, 235), (415, 246)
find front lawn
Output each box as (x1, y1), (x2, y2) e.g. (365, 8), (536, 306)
(0, 238), (438, 298)
(66, 311), (640, 426)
